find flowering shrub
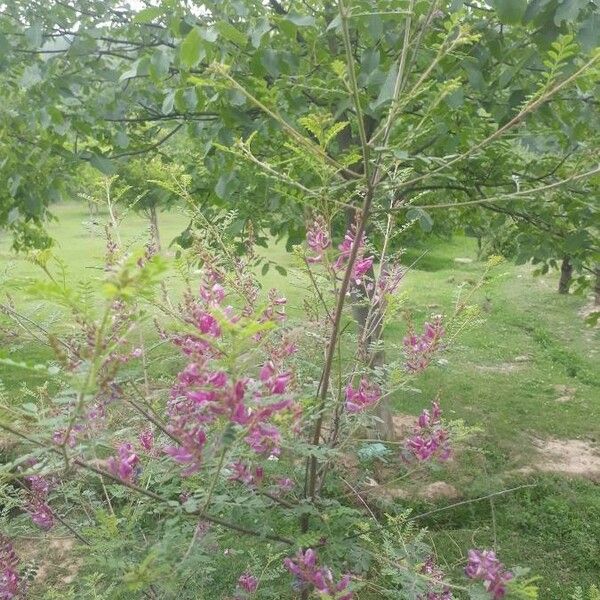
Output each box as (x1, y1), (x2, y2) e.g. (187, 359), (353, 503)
(0, 210), (538, 599)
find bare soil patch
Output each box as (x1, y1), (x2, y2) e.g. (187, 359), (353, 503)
(529, 437), (600, 481)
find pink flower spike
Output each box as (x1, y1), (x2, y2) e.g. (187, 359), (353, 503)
(345, 379), (381, 413)
(28, 501), (54, 531)
(106, 442), (140, 483)
(237, 571), (258, 593)
(306, 217), (331, 263)
(465, 549), (513, 599)
(138, 428), (154, 452)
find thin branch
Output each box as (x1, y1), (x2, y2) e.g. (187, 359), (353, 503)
(0, 421), (293, 545)
(408, 484), (537, 521)
(107, 124), (184, 159)
(397, 52), (600, 189)
(401, 164), (600, 210)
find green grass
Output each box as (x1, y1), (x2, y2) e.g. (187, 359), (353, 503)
(1, 203), (599, 597)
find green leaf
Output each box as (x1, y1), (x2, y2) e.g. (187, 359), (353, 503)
(179, 27), (204, 68)
(162, 90), (175, 114)
(90, 153), (116, 176)
(261, 49), (280, 77)
(554, 0), (588, 25)
(151, 49), (171, 77)
(406, 207), (433, 232)
(284, 12), (316, 27)
(25, 23), (42, 48)
(19, 64), (42, 89)
(134, 6), (162, 23)
(492, 0), (527, 24)
(215, 172), (235, 199)
(251, 18), (271, 48)
(215, 21), (247, 46)
(326, 14), (342, 31)
(372, 64), (398, 109)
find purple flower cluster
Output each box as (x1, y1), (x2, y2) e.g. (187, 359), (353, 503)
(333, 224), (373, 286)
(106, 442), (140, 483)
(306, 217), (331, 264)
(418, 557), (453, 599)
(165, 273), (298, 475)
(283, 549), (352, 599)
(259, 360), (292, 395)
(345, 378), (381, 413)
(24, 474), (54, 531)
(0, 535), (22, 599)
(138, 428), (154, 452)
(373, 264), (404, 305)
(228, 462), (264, 487)
(465, 549), (513, 599)
(406, 401), (451, 462)
(403, 316), (445, 373)
(237, 571), (258, 594)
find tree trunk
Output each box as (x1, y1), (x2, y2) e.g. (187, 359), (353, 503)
(594, 265), (600, 306)
(149, 205), (161, 251)
(558, 256), (573, 294)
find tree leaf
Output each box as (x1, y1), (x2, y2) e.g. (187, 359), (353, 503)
(372, 64), (398, 109)
(162, 90), (175, 114)
(285, 12), (316, 27)
(19, 64), (42, 89)
(492, 0), (527, 24)
(25, 23), (42, 49)
(134, 7), (162, 23)
(180, 27), (204, 68)
(215, 21), (247, 46)
(90, 153), (116, 176)
(251, 18), (271, 48)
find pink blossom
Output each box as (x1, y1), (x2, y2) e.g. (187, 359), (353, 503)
(258, 289), (287, 325)
(200, 280), (226, 307)
(164, 428), (206, 477)
(237, 571), (258, 593)
(352, 257), (373, 285)
(245, 423), (282, 456)
(406, 401), (451, 462)
(276, 478), (295, 493)
(418, 557), (453, 599)
(228, 462), (264, 487)
(106, 442), (140, 483)
(306, 217), (331, 263)
(0, 535), (22, 599)
(131, 347), (143, 358)
(259, 361), (292, 395)
(332, 223), (374, 287)
(197, 311), (221, 337)
(52, 428), (78, 448)
(465, 549), (513, 599)
(24, 474), (54, 531)
(345, 379), (381, 413)
(284, 549), (352, 599)
(27, 501), (54, 531)
(404, 316), (445, 373)
(138, 428), (154, 452)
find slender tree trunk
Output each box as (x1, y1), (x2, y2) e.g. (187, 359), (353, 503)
(149, 205), (161, 251)
(594, 265), (600, 306)
(558, 256), (573, 294)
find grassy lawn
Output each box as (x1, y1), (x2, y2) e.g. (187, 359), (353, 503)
(1, 202), (599, 597)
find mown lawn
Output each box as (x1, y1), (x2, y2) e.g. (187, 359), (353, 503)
(1, 202), (599, 597)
